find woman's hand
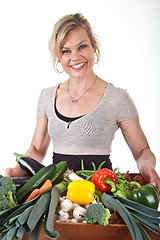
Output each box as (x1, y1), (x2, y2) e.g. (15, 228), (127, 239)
(136, 148), (160, 198)
(139, 163), (160, 198)
(5, 165), (26, 177)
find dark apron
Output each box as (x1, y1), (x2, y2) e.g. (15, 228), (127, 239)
(52, 152), (112, 171)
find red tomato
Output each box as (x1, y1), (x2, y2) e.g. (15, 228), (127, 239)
(133, 175), (148, 186)
(109, 212), (124, 224)
(121, 173), (133, 182)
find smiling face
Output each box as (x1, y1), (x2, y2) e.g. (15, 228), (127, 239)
(58, 27), (96, 79)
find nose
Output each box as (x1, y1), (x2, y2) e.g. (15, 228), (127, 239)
(70, 50), (80, 61)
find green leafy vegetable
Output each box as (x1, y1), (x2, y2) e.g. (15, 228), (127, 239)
(112, 169), (133, 199)
(113, 178), (132, 199)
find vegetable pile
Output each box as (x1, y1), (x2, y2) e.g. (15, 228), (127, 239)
(0, 155), (160, 240)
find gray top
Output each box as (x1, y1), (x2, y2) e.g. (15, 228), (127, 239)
(37, 83), (138, 155)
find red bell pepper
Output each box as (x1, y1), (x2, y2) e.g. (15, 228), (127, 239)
(92, 168), (117, 192)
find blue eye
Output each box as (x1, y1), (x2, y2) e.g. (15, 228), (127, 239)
(79, 44), (87, 50)
(61, 49), (70, 54)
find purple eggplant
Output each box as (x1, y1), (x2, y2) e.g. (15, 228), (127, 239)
(14, 152), (45, 176)
(12, 176), (31, 190)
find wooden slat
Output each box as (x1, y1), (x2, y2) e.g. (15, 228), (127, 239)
(22, 222), (160, 240)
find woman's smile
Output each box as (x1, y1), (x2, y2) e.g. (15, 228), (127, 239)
(70, 62), (86, 70)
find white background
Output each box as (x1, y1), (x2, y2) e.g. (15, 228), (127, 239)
(0, 0), (159, 177)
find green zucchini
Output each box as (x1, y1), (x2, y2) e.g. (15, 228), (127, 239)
(50, 161), (67, 185)
(16, 164), (56, 203)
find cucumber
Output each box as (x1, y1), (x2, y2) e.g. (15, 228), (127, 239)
(16, 164), (56, 203)
(50, 161), (67, 185)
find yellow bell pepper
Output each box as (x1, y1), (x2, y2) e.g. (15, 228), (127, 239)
(67, 180), (95, 204)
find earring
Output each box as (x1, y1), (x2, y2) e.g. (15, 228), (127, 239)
(55, 61), (64, 74)
(94, 51), (98, 64)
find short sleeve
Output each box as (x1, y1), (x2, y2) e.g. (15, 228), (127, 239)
(36, 89), (47, 119)
(115, 90), (138, 123)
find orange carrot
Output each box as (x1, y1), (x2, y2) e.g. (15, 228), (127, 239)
(25, 189), (39, 202)
(24, 179), (52, 203)
(39, 179), (52, 194)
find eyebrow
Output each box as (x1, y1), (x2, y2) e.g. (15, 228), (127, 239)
(78, 40), (88, 46)
(61, 40), (88, 49)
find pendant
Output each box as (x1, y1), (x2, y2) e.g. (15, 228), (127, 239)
(72, 99), (78, 104)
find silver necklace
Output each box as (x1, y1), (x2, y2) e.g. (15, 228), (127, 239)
(67, 75), (97, 104)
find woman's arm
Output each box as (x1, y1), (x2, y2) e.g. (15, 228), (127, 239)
(5, 116), (50, 177)
(26, 116), (51, 162)
(119, 116), (160, 195)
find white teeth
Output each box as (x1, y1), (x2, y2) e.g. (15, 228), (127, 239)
(72, 63), (85, 69)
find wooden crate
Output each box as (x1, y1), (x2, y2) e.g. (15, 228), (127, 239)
(22, 222), (159, 240)
(17, 173), (160, 239)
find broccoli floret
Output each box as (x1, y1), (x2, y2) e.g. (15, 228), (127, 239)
(0, 176), (17, 211)
(0, 187), (12, 210)
(84, 203), (111, 226)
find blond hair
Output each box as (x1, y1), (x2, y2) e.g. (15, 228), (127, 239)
(49, 13), (101, 70)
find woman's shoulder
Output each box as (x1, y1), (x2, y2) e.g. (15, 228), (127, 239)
(105, 83), (129, 105)
(106, 82), (137, 113)
(41, 85), (57, 95)
(106, 83), (138, 121)
(39, 85), (58, 100)
(106, 82), (136, 106)
(38, 85), (58, 107)
(107, 82), (126, 95)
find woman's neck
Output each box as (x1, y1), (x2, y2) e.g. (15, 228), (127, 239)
(68, 73), (97, 93)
